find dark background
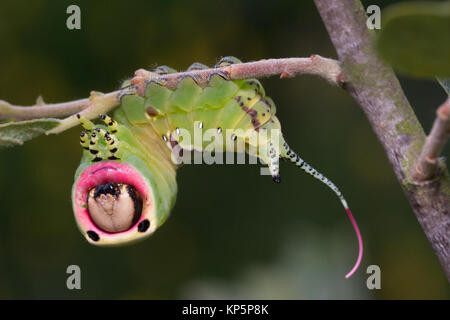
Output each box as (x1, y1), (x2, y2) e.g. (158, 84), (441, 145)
(0, 0), (448, 299)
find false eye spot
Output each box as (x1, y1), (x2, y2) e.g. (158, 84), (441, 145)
(87, 230), (100, 241)
(137, 219), (150, 233)
(87, 183), (143, 233)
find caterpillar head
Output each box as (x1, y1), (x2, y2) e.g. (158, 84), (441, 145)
(72, 112), (177, 246)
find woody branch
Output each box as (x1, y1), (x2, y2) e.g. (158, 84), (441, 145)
(0, 55), (342, 125)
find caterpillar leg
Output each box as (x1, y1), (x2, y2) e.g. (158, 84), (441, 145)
(77, 113), (95, 131)
(153, 65), (177, 75)
(97, 128), (120, 160)
(253, 142), (281, 183)
(268, 142), (281, 183)
(79, 130), (90, 151)
(280, 141), (363, 278)
(208, 56), (241, 81)
(118, 83), (138, 100)
(88, 130), (103, 162)
(77, 114), (121, 162)
(99, 114), (119, 134)
(187, 62), (209, 71)
(77, 114), (102, 162)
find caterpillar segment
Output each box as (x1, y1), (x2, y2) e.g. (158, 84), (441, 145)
(72, 56), (362, 279)
(187, 62), (209, 71)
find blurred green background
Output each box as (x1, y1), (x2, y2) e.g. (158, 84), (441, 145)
(0, 0), (449, 299)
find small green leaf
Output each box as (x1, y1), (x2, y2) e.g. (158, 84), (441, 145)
(376, 1), (450, 78)
(437, 78), (450, 95)
(0, 119), (62, 148)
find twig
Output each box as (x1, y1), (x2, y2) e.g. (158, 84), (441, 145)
(0, 97), (90, 121)
(131, 55), (343, 94)
(0, 55), (343, 134)
(46, 91), (120, 134)
(414, 97), (450, 181)
(314, 0), (450, 281)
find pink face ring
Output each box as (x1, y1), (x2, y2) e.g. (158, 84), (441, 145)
(72, 161), (156, 246)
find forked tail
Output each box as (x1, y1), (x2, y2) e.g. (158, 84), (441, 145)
(281, 142), (363, 278)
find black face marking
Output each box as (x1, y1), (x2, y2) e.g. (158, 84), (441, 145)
(107, 156), (119, 160)
(137, 219), (150, 232)
(91, 166), (117, 175)
(126, 185), (143, 227)
(110, 147), (118, 153)
(87, 230), (100, 241)
(93, 183), (120, 198)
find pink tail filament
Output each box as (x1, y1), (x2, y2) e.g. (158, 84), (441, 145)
(344, 207), (363, 278)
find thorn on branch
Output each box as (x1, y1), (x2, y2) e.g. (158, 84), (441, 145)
(36, 96), (45, 106)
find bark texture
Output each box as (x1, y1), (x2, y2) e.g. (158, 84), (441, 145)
(314, 0), (450, 280)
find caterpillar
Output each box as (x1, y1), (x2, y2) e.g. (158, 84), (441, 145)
(72, 57), (363, 278)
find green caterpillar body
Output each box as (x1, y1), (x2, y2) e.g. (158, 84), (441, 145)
(120, 57), (284, 180)
(73, 57), (356, 269)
